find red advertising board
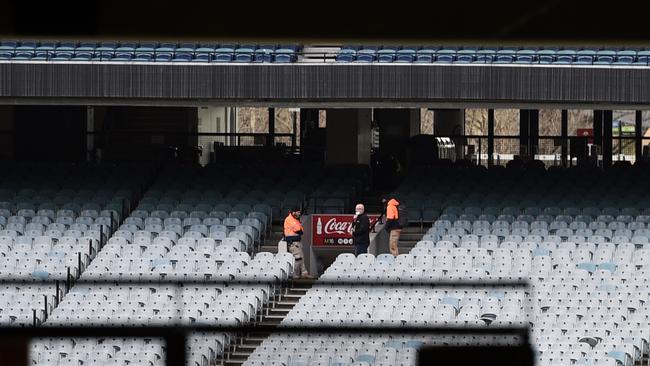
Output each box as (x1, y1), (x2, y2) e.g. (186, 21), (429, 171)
(577, 128), (594, 144)
(312, 214), (381, 246)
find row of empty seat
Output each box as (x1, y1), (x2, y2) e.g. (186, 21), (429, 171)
(0, 41), (301, 63)
(336, 45), (650, 66)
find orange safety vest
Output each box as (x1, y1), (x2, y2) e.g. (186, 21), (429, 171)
(386, 199), (400, 220)
(284, 214), (304, 237)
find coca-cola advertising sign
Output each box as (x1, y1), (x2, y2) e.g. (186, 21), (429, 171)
(312, 214), (380, 246)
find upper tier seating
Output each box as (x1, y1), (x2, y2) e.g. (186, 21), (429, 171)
(0, 41), (301, 63)
(336, 45), (650, 66)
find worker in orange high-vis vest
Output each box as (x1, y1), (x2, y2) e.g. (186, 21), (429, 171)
(283, 207), (313, 279)
(384, 197), (402, 256)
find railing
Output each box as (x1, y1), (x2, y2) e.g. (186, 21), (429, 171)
(28, 213), (116, 327)
(0, 277), (530, 366)
(4, 49), (650, 66)
(429, 135), (650, 167)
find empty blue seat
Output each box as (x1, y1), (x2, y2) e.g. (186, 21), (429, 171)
(475, 55), (494, 63)
(517, 49), (537, 55)
(16, 41), (37, 51)
(336, 53), (355, 62)
(116, 42), (137, 52)
(197, 42), (218, 50)
(434, 54), (454, 63)
(0, 51), (12, 59)
(94, 51), (114, 60)
(414, 54), (433, 63)
(92, 54), (113, 61)
(176, 43), (197, 52)
(339, 45), (359, 53)
(395, 54), (414, 62)
(155, 53), (172, 62)
(273, 53), (294, 63)
(52, 52), (72, 60)
(136, 43), (157, 52)
(14, 51), (34, 59)
(378, 53), (395, 63)
(514, 55), (533, 63)
(437, 48), (457, 55)
(172, 53), (193, 62)
(194, 53), (211, 62)
(234, 53), (253, 62)
(398, 48), (418, 54)
(214, 53), (233, 62)
(156, 43), (177, 52)
(497, 49), (516, 55)
(556, 55), (573, 63)
(71, 52), (92, 61)
(576, 55), (593, 64)
(95, 42), (116, 52)
(616, 55), (634, 63)
(36, 42), (57, 51)
(113, 52), (133, 61)
(279, 44), (299, 52)
(254, 53), (273, 62)
(456, 54), (474, 63)
(355, 53), (374, 62)
(238, 43), (257, 50)
(538, 55), (554, 63)
(0, 41), (17, 50)
(134, 53), (153, 62)
(595, 55), (614, 64)
(357, 47), (378, 54)
(76, 42), (97, 51)
(56, 42), (77, 51)
(495, 55), (514, 63)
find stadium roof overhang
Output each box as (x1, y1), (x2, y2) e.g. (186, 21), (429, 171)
(1, 62), (650, 109)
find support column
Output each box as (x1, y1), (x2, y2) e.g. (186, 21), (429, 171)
(636, 110), (643, 163)
(0, 106), (14, 159)
(374, 108), (420, 165)
(487, 109), (494, 167)
(561, 109), (568, 167)
(520, 109), (530, 157)
(593, 110), (604, 148)
(519, 109), (539, 158)
(268, 108), (275, 147)
(86, 106), (94, 162)
(603, 110), (613, 168)
(530, 109), (539, 157)
(325, 108), (371, 165)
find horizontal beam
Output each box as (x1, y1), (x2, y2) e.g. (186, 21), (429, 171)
(0, 324), (531, 337)
(2, 63), (650, 106)
(0, 277), (530, 288)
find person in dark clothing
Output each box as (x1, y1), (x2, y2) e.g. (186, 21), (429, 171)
(352, 203), (370, 256)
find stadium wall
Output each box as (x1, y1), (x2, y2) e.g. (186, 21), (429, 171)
(1, 63), (650, 107)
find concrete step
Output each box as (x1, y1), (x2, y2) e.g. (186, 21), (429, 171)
(218, 283), (312, 365)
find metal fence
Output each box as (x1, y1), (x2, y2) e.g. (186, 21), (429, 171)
(0, 277), (530, 366)
(436, 135), (650, 167)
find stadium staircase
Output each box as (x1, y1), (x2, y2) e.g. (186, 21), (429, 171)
(218, 280), (313, 366)
(398, 225), (428, 253)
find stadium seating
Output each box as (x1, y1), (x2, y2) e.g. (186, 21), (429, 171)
(336, 45), (650, 66)
(0, 163), (153, 326)
(0, 40), (300, 63)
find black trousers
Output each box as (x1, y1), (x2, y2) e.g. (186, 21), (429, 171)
(355, 242), (369, 256)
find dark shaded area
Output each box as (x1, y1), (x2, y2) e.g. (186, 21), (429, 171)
(13, 106), (86, 162)
(1, 1), (650, 42)
(419, 345), (534, 365)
